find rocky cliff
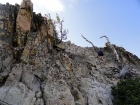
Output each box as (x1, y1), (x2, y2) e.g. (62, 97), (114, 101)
(0, 1), (140, 105)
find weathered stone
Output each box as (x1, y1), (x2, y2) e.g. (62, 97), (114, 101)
(56, 42), (65, 50)
(71, 88), (85, 105)
(34, 99), (44, 105)
(0, 4), (16, 33)
(16, 0), (33, 31)
(0, 1), (139, 105)
(35, 91), (42, 98)
(80, 78), (113, 105)
(22, 65), (41, 92)
(16, 0), (33, 47)
(44, 83), (75, 105)
(5, 64), (23, 86)
(0, 83), (36, 105)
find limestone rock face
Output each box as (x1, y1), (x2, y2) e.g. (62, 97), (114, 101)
(44, 83), (75, 105)
(80, 78), (113, 105)
(16, 0), (33, 48)
(0, 83), (36, 105)
(0, 4), (14, 88)
(0, 3), (17, 34)
(47, 24), (55, 47)
(0, 1), (140, 105)
(16, 0), (33, 31)
(47, 24), (54, 38)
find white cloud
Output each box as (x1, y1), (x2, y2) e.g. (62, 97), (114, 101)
(34, 0), (64, 12)
(0, 0), (64, 12)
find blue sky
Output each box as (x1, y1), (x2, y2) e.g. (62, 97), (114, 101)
(0, 0), (140, 57)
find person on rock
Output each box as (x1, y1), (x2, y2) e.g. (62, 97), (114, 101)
(97, 50), (105, 63)
(81, 35), (105, 63)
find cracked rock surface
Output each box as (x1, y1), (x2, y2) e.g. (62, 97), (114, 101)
(0, 1), (140, 105)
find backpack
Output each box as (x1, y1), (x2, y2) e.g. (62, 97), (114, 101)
(98, 51), (104, 56)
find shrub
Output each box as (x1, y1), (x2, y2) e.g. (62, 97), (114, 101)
(111, 78), (140, 105)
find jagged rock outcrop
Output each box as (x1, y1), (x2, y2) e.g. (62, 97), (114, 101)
(16, 0), (33, 49)
(0, 1), (140, 105)
(16, 0), (33, 32)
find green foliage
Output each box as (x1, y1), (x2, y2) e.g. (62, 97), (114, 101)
(111, 78), (140, 105)
(56, 13), (60, 23)
(55, 14), (68, 42)
(44, 13), (68, 43)
(45, 13), (54, 26)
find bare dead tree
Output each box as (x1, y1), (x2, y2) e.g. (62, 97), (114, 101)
(45, 13), (68, 46)
(81, 34), (98, 53)
(100, 35), (120, 62)
(55, 14), (68, 43)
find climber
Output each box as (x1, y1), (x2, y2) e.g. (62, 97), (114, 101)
(97, 51), (104, 56)
(81, 35), (105, 63)
(97, 50), (105, 63)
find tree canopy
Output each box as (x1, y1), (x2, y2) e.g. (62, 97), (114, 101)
(111, 78), (140, 105)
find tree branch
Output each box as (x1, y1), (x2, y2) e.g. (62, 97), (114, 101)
(100, 35), (111, 44)
(81, 34), (97, 53)
(100, 35), (120, 62)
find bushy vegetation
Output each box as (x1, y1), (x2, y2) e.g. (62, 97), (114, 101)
(44, 13), (68, 44)
(111, 78), (140, 105)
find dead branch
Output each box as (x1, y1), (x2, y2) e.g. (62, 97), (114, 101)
(81, 34), (97, 53)
(100, 36), (111, 44)
(100, 35), (120, 62)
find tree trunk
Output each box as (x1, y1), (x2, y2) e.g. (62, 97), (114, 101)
(100, 35), (120, 62)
